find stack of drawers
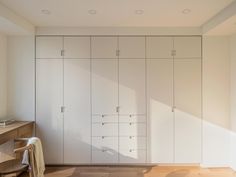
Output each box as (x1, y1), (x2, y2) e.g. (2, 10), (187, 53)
(92, 115), (119, 163)
(119, 115), (146, 163)
(91, 114), (146, 163)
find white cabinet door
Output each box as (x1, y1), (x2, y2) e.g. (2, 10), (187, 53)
(147, 59), (174, 163)
(36, 37), (63, 59)
(92, 59), (118, 115)
(119, 37), (145, 58)
(64, 59), (91, 164)
(174, 37), (201, 58)
(119, 59), (146, 115)
(174, 59), (202, 163)
(91, 37), (118, 58)
(64, 37), (90, 59)
(146, 37), (173, 58)
(36, 59), (63, 164)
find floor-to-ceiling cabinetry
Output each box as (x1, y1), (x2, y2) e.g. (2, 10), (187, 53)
(146, 36), (202, 163)
(36, 35), (202, 165)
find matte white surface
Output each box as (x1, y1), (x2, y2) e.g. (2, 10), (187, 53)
(7, 36), (35, 121)
(174, 37), (202, 58)
(64, 37), (90, 58)
(91, 37), (117, 58)
(147, 59), (174, 163)
(92, 115), (118, 123)
(119, 59), (146, 115)
(64, 59), (91, 164)
(92, 137), (118, 151)
(92, 150), (118, 163)
(36, 59), (63, 164)
(119, 123), (146, 137)
(92, 59), (118, 115)
(119, 137), (146, 150)
(119, 115), (146, 123)
(118, 37), (145, 58)
(92, 123), (118, 137)
(174, 59), (202, 163)
(119, 149), (146, 163)
(174, 109), (202, 163)
(36, 37), (63, 58)
(146, 37), (173, 58)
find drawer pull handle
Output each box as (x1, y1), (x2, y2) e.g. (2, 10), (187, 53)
(129, 115), (132, 118)
(102, 149), (107, 152)
(102, 136), (105, 139)
(129, 136), (133, 139)
(102, 123), (105, 126)
(129, 149), (133, 152)
(129, 123), (132, 125)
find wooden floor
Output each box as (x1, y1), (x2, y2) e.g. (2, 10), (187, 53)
(20, 166), (236, 177)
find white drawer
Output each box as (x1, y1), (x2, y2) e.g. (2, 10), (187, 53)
(119, 137), (146, 150)
(119, 123), (146, 136)
(92, 150), (118, 163)
(119, 115), (146, 123)
(92, 114), (118, 123)
(92, 137), (118, 151)
(92, 123), (118, 136)
(119, 149), (146, 163)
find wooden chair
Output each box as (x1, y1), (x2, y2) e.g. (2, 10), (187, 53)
(0, 138), (34, 177)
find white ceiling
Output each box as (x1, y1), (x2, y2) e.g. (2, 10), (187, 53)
(0, 0), (234, 27)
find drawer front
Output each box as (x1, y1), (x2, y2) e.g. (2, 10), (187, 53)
(119, 137), (146, 150)
(92, 150), (118, 163)
(119, 123), (146, 136)
(119, 149), (146, 163)
(18, 123), (33, 138)
(92, 115), (118, 123)
(119, 115), (146, 123)
(92, 123), (118, 136)
(92, 137), (118, 151)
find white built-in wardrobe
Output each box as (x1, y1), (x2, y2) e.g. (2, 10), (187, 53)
(36, 36), (202, 165)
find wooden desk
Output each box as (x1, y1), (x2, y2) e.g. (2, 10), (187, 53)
(0, 121), (34, 145)
(0, 121), (34, 163)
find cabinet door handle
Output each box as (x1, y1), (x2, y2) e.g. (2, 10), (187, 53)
(116, 106), (120, 113)
(61, 106), (65, 113)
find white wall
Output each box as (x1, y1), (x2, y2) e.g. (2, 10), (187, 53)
(230, 34), (236, 170)
(202, 36), (230, 167)
(7, 36), (35, 121)
(0, 33), (7, 118)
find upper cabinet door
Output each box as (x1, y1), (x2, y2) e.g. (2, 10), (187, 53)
(64, 37), (90, 59)
(174, 37), (201, 58)
(147, 59), (174, 163)
(36, 59), (63, 164)
(64, 59), (91, 164)
(92, 59), (118, 115)
(174, 59), (202, 163)
(119, 59), (146, 115)
(91, 37), (118, 58)
(146, 37), (173, 58)
(36, 37), (63, 59)
(119, 37), (145, 58)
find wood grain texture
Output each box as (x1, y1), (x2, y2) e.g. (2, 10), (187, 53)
(19, 166), (236, 177)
